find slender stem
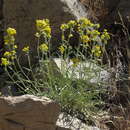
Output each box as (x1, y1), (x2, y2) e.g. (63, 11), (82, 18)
(37, 36), (40, 59)
(5, 67), (26, 92)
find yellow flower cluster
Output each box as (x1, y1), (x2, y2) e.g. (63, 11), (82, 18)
(80, 35), (90, 43)
(1, 27), (17, 66)
(80, 30), (101, 47)
(4, 28), (16, 45)
(7, 28), (16, 36)
(90, 30), (100, 36)
(1, 58), (10, 66)
(22, 46), (29, 53)
(1, 18), (110, 66)
(78, 18), (100, 30)
(77, 18), (95, 41)
(89, 30), (101, 42)
(4, 36), (15, 45)
(92, 45), (102, 57)
(68, 20), (77, 28)
(3, 51), (12, 57)
(36, 19), (51, 38)
(14, 45), (18, 49)
(77, 19), (102, 42)
(2, 50), (17, 66)
(101, 29), (110, 44)
(78, 18), (92, 28)
(60, 24), (69, 31)
(39, 43), (48, 52)
(59, 18), (110, 59)
(60, 20), (76, 31)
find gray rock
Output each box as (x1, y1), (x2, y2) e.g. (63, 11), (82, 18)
(57, 113), (100, 130)
(53, 58), (110, 83)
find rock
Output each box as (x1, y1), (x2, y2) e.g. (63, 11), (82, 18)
(0, 95), (60, 130)
(3, 0), (87, 56)
(53, 58), (110, 83)
(56, 126), (71, 130)
(57, 113), (100, 130)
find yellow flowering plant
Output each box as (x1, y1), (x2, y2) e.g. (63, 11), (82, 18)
(1, 18), (111, 124)
(35, 19), (51, 58)
(1, 27), (17, 67)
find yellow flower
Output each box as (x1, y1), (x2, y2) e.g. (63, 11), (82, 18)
(89, 23), (94, 27)
(68, 20), (76, 28)
(4, 38), (10, 45)
(1, 58), (10, 66)
(36, 19), (48, 30)
(11, 50), (16, 55)
(101, 34), (105, 40)
(80, 35), (90, 43)
(102, 29), (110, 39)
(101, 29), (110, 44)
(36, 19), (51, 38)
(60, 24), (69, 31)
(4, 35), (15, 45)
(14, 45), (18, 49)
(71, 58), (80, 67)
(39, 44), (48, 52)
(79, 18), (91, 24)
(91, 30), (100, 36)
(22, 46), (29, 53)
(92, 45), (102, 57)
(68, 34), (73, 38)
(7, 28), (16, 35)
(43, 26), (51, 37)
(35, 32), (40, 38)
(77, 27), (82, 34)
(95, 24), (100, 28)
(78, 18), (92, 28)
(4, 51), (16, 60)
(59, 45), (66, 54)
(95, 45), (100, 50)
(4, 51), (12, 57)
